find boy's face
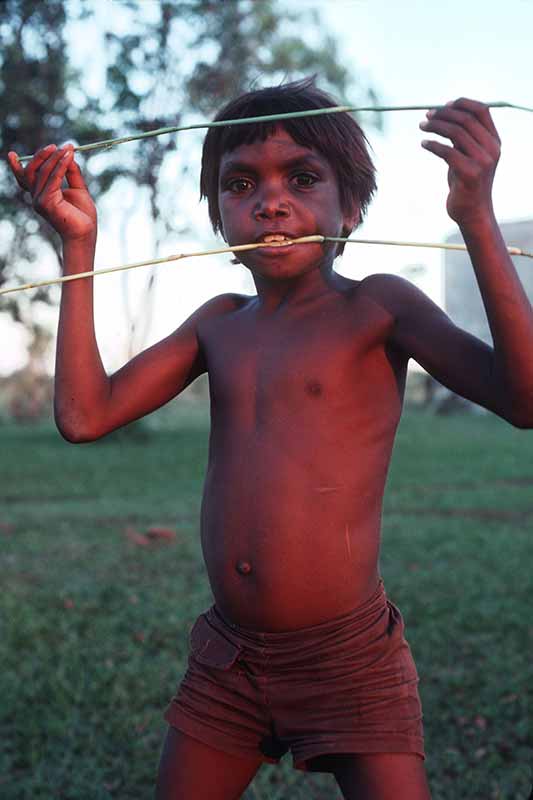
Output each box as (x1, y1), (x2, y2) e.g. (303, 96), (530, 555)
(217, 127), (359, 279)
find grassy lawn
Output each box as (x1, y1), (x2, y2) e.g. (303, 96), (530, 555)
(1, 407), (532, 799)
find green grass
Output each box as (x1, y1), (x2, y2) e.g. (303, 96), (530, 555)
(1, 408), (532, 799)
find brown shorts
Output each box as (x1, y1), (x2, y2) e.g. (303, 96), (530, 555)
(164, 579), (424, 772)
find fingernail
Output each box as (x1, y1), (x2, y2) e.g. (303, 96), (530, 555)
(426, 109), (436, 118)
(419, 121), (429, 129)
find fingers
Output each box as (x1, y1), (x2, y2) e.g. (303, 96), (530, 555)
(7, 151), (27, 189)
(419, 98), (500, 168)
(8, 144), (87, 216)
(64, 153), (88, 191)
(448, 97), (500, 140)
(6, 148), (51, 191)
(7, 144), (54, 191)
(8, 143), (96, 238)
(33, 145), (73, 199)
(7, 143), (80, 194)
(22, 144), (60, 192)
(424, 97), (500, 139)
(420, 139), (478, 177)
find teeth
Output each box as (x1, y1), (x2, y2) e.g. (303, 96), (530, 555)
(262, 234), (292, 244)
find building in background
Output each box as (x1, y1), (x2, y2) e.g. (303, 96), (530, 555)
(444, 219), (533, 344)
(406, 219), (533, 410)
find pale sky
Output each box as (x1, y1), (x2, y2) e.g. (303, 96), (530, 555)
(2, 0), (533, 374)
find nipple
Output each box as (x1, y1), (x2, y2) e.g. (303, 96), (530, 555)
(236, 559), (252, 576)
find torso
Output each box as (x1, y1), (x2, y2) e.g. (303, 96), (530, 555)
(197, 279), (407, 631)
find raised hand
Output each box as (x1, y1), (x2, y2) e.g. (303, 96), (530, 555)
(7, 145), (97, 242)
(419, 98), (501, 227)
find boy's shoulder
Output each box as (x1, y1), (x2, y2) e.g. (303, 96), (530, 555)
(200, 292), (252, 312)
(358, 271), (418, 297)
(193, 291), (253, 328)
(355, 272), (429, 317)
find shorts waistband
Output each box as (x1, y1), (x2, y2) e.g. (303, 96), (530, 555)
(208, 578), (387, 645)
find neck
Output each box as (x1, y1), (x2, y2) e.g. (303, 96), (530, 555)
(251, 261), (347, 312)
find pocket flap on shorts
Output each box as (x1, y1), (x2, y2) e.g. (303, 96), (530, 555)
(189, 615), (242, 669)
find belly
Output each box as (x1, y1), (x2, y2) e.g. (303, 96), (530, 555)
(199, 433), (386, 630)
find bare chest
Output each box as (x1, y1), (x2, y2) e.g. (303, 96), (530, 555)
(202, 296), (401, 423)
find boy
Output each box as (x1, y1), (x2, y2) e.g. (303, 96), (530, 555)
(8, 78), (533, 800)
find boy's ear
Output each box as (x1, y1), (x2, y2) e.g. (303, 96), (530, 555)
(342, 204), (361, 239)
(341, 223), (353, 240)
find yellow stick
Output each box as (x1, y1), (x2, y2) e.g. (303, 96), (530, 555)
(1, 235), (531, 296)
(326, 236), (532, 257)
(0, 236), (324, 296)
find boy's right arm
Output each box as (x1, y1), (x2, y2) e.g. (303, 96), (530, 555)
(8, 145), (232, 442)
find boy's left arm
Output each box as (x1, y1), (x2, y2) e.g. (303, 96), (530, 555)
(385, 98), (533, 428)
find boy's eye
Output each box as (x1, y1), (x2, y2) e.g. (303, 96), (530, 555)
(224, 172), (319, 193)
(226, 178), (253, 193)
(292, 172), (319, 187)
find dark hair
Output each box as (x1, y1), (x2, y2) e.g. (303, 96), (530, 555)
(200, 76), (376, 256)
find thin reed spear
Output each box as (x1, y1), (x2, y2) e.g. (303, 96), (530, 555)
(17, 101), (533, 164)
(1, 235), (532, 297)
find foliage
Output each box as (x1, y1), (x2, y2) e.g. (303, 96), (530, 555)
(0, 0), (382, 343)
(0, 0), (102, 323)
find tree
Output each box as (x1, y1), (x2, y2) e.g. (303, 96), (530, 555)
(0, 0), (382, 356)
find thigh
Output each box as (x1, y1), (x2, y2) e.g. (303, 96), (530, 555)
(156, 726), (263, 800)
(332, 752), (431, 800)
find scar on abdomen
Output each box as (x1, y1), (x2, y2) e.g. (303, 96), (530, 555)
(345, 524), (352, 559)
(315, 486), (341, 493)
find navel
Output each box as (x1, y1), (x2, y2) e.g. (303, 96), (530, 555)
(236, 559), (252, 576)
(306, 380), (323, 397)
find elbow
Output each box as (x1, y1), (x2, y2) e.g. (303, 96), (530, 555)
(509, 414), (533, 430)
(505, 404), (533, 429)
(56, 425), (95, 444)
(494, 384), (533, 429)
(54, 408), (104, 443)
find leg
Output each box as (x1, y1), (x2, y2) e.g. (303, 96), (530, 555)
(156, 726), (263, 800)
(332, 753), (431, 800)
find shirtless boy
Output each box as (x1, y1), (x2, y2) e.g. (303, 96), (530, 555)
(8, 78), (533, 800)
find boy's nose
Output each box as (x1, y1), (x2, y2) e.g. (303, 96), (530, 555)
(254, 189), (290, 220)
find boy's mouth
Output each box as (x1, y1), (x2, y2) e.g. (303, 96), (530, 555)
(254, 234), (301, 257)
(256, 232), (296, 245)
(251, 232), (325, 258)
